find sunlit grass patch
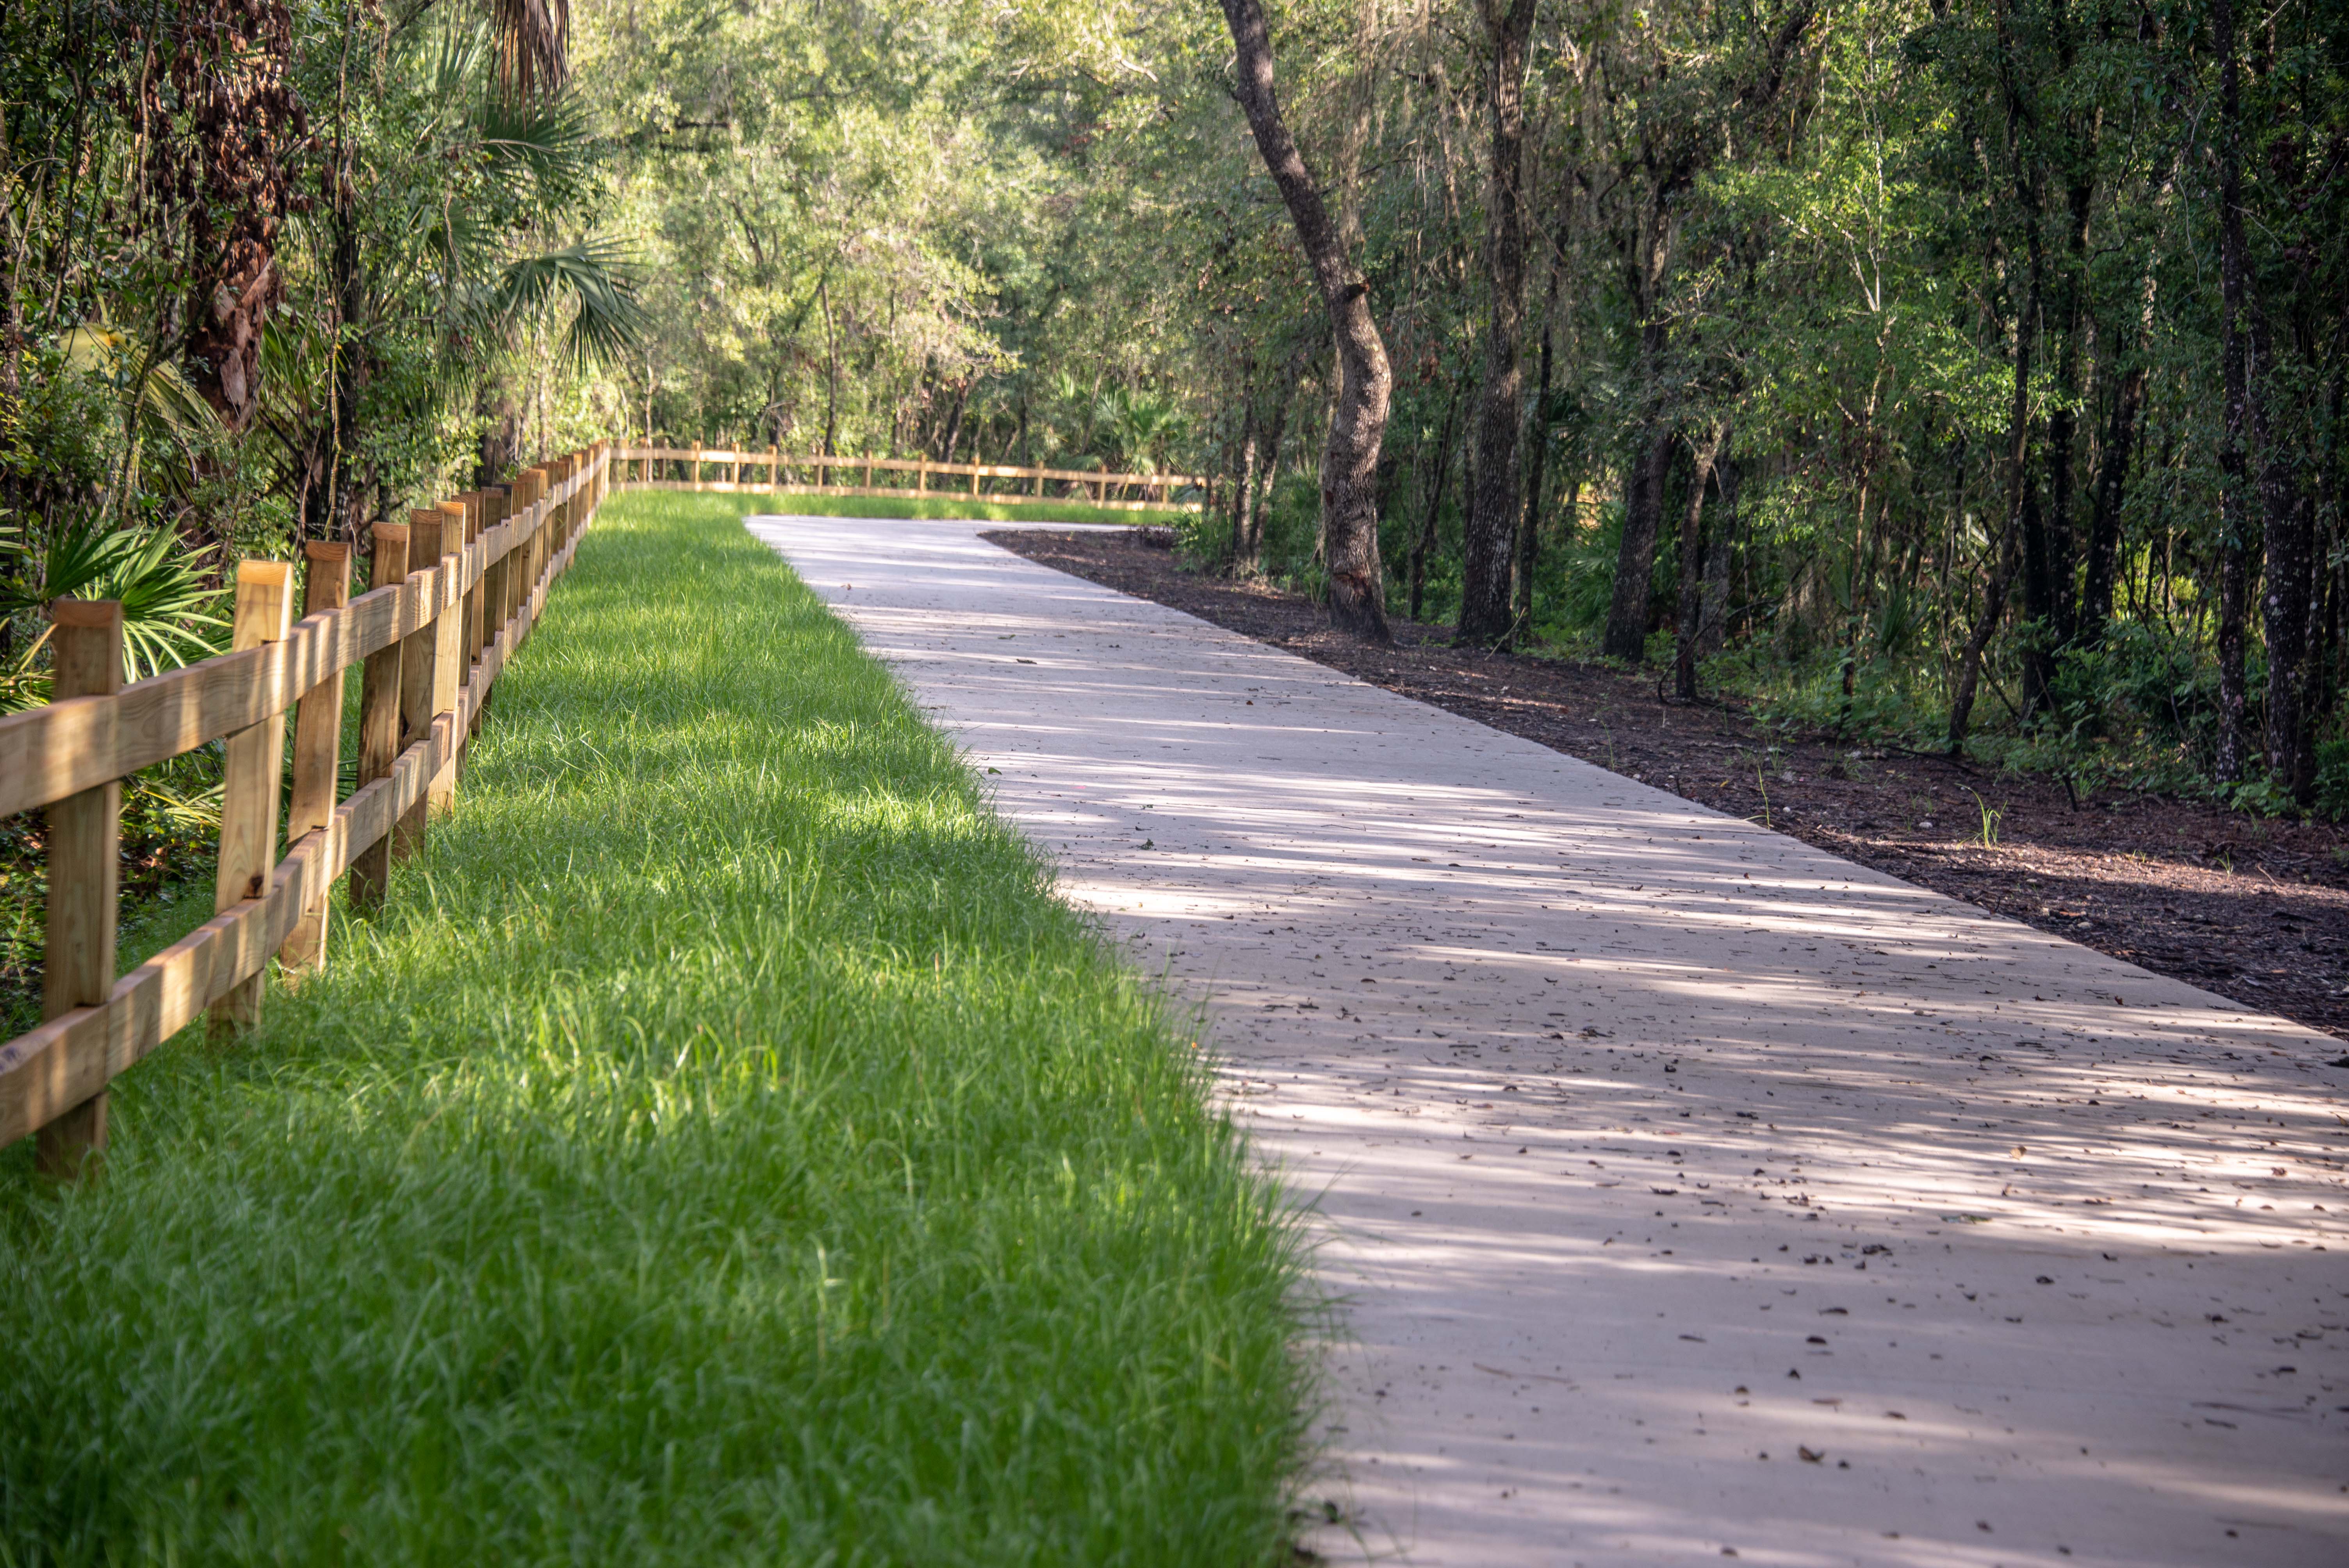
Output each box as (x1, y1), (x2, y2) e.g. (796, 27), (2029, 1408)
(0, 490), (1314, 1566)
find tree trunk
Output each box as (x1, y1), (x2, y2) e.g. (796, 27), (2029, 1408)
(2041, 175), (2094, 654)
(2079, 266), (2153, 649)
(1220, 0), (1392, 640)
(1674, 426), (1723, 700)
(2214, 0), (2252, 784)
(1456, 0), (1540, 645)
(1948, 519), (2020, 755)
(939, 379), (970, 464)
(819, 275), (839, 457)
(1951, 229), (2040, 753)
(2255, 310), (2315, 798)
(1245, 370), (1298, 568)
(2015, 211), (2057, 720)
(1698, 453), (1737, 659)
(1230, 420), (1259, 566)
(1410, 388), (1462, 621)
(1603, 425), (1675, 659)
(1512, 303), (1556, 634)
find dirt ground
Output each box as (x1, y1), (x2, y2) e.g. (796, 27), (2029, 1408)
(985, 527), (2349, 1043)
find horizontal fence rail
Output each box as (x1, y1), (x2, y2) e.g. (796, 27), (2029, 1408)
(0, 443), (611, 1169)
(612, 445), (1203, 513)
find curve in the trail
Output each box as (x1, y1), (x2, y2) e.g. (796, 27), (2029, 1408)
(748, 513), (2349, 1568)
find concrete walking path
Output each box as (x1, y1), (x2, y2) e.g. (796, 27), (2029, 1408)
(749, 515), (2348, 1568)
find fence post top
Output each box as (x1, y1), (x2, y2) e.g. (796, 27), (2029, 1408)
(304, 540), (351, 564)
(50, 598), (124, 629)
(231, 561), (294, 647)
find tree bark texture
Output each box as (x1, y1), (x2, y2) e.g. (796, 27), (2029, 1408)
(1674, 426), (1724, 700)
(2039, 174), (2093, 655)
(1220, 0), (1392, 640)
(2079, 291), (2150, 649)
(1410, 386), (1461, 621)
(2213, 0), (2252, 783)
(2014, 203), (2057, 720)
(1603, 423), (1675, 659)
(1456, 0), (1540, 645)
(2255, 308), (2315, 797)
(1513, 282), (1559, 632)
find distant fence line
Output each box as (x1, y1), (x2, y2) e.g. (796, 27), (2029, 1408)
(614, 445), (1204, 512)
(0, 444), (611, 1172)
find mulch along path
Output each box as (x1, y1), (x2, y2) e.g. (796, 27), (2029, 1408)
(984, 527), (2349, 1043)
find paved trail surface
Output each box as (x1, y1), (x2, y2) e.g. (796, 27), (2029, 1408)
(750, 515), (2348, 1568)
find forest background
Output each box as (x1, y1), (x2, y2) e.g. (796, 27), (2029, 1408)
(3, 0), (2346, 997)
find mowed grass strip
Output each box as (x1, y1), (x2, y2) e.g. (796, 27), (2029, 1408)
(693, 492), (1192, 525)
(0, 491), (1314, 1566)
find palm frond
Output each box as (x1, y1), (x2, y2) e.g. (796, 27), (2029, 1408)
(495, 239), (649, 369)
(475, 85), (593, 205)
(96, 527), (227, 680)
(60, 323), (225, 502)
(13, 520), (225, 682)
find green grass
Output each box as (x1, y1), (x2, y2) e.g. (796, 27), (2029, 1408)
(716, 491), (1195, 526)
(0, 491), (1315, 1566)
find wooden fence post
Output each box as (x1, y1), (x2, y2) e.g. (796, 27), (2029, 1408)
(502, 476), (526, 644)
(473, 488), (507, 732)
(510, 474), (531, 636)
(516, 470), (544, 645)
(428, 503), (466, 817)
(35, 599), (123, 1176)
(210, 561), (293, 1041)
(453, 492), (483, 671)
(352, 524), (409, 912)
(280, 542), (351, 975)
(394, 511), (445, 865)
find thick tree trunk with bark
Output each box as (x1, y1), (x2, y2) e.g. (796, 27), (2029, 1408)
(1673, 426), (1724, 700)
(1513, 283), (1559, 633)
(2015, 213), (2057, 721)
(1219, 0), (1392, 640)
(1456, 0), (1540, 644)
(1603, 421), (1675, 659)
(2213, 0), (2252, 782)
(2079, 305), (2149, 649)
(2255, 310), (2316, 798)
(2039, 176), (2093, 654)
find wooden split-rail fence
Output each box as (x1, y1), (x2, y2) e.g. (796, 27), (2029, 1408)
(615, 445), (1204, 512)
(0, 443), (611, 1172)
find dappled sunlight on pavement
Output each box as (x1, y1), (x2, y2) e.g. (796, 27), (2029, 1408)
(752, 515), (2348, 1568)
